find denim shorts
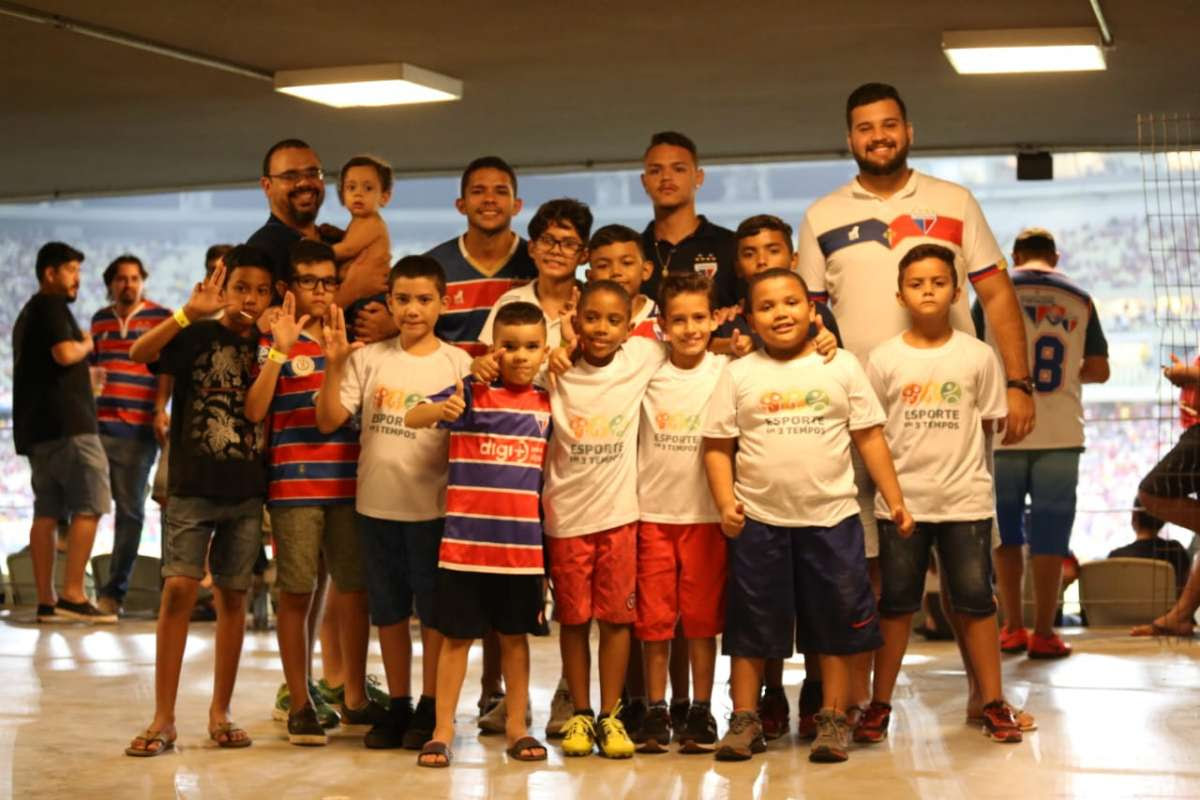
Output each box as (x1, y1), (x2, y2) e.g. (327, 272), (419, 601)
(878, 518), (996, 617)
(355, 514), (443, 627)
(994, 448), (1080, 555)
(28, 434), (111, 519)
(723, 515), (882, 659)
(162, 495), (264, 590)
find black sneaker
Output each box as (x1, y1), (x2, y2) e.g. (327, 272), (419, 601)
(54, 598), (117, 624)
(287, 704), (328, 746)
(401, 695), (436, 750)
(619, 697), (648, 744)
(36, 604), (62, 624)
(364, 696), (412, 749)
(669, 698), (691, 742)
(341, 698), (389, 726)
(637, 704), (671, 753)
(679, 704), (718, 754)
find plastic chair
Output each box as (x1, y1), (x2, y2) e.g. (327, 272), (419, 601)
(1078, 558), (1176, 626)
(6, 550), (95, 606)
(90, 553), (162, 613)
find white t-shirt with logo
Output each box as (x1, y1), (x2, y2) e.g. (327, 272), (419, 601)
(544, 336), (667, 538)
(338, 338), (472, 521)
(638, 352), (728, 524)
(797, 170), (1006, 364)
(866, 331), (1007, 522)
(703, 349), (885, 528)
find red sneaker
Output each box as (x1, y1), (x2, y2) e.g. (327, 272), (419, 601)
(1028, 632), (1071, 659)
(852, 701), (891, 743)
(796, 710), (817, 741)
(757, 687), (790, 741)
(980, 700), (1023, 743)
(999, 626), (1029, 653)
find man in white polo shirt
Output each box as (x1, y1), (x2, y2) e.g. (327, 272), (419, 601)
(798, 82), (1035, 722)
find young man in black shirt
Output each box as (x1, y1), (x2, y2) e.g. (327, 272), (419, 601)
(640, 131), (739, 310)
(125, 245), (272, 756)
(13, 242), (114, 623)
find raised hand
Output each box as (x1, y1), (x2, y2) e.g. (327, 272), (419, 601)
(730, 328), (754, 358)
(271, 291), (311, 355)
(184, 261), (226, 320)
(720, 501), (746, 538)
(471, 350), (501, 383)
(441, 378), (467, 422)
(714, 304), (740, 327)
(811, 314), (837, 363)
(321, 303), (363, 367)
(1164, 353), (1191, 387)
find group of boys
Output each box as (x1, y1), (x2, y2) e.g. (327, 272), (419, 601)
(104, 80), (1114, 769)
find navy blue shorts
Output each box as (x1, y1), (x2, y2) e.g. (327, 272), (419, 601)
(878, 519), (996, 617)
(355, 513), (443, 627)
(723, 515), (882, 658)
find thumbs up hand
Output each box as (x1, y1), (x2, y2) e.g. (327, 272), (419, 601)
(730, 328), (754, 358)
(811, 313), (837, 363)
(441, 378), (467, 422)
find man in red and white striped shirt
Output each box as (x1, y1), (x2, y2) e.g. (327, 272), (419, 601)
(90, 254), (171, 616)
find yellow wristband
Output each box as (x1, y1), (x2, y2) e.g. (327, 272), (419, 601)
(173, 308), (191, 328)
(267, 347), (288, 365)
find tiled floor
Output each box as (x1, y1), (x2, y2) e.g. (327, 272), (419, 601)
(4, 616), (1199, 799)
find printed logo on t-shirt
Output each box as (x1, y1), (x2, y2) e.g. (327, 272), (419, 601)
(693, 253), (719, 279)
(368, 385), (424, 439)
(566, 413), (633, 465)
(478, 436), (546, 466)
(188, 342), (263, 461)
(291, 355), (315, 377)
(1022, 301), (1079, 333)
(758, 387), (829, 435)
(901, 380), (962, 430)
(652, 409), (702, 453)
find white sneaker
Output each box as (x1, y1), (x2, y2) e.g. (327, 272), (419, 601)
(546, 678), (573, 739)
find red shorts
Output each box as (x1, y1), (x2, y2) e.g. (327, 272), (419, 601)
(546, 523), (637, 625)
(635, 521), (726, 641)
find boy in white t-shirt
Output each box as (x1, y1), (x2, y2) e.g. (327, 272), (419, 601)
(316, 256), (472, 751)
(702, 268), (912, 764)
(586, 224), (662, 341)
(860, 244), (1021, 744)
(634, 272), (727, 754)
(544, 279), (667, 759)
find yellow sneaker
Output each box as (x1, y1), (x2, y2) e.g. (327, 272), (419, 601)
(597, 703), (635, 759)
(560, 713), (596, 757)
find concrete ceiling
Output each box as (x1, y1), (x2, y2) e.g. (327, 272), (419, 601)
(2, 0), (1198, 201)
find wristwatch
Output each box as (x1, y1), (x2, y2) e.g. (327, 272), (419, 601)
(1006, 377), (1035, 395)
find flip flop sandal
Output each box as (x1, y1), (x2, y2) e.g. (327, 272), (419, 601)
(417, 740), (452, 768)
(209, 722), (253, 749)
(125, 729), (176, 757)
(506, 736), (548, 762)
(1133, 621), (1195, 637)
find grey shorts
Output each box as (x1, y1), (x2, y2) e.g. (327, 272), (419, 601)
(162, 495), (264, 590)
(270, 503), (364, 593)
(28, 434), (111, 519)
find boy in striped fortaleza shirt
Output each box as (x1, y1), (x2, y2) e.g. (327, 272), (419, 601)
(404, 300), (553, 768)
(90, 254), (171, 615)
(245, 240), (378, 746)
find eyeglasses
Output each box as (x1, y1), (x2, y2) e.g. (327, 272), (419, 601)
(267, 168), (325, 183)
(292, 275), (341, 291)
(535, 234), (585, 256)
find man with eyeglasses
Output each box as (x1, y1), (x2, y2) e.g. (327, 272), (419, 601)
(248, 138), (340, 284)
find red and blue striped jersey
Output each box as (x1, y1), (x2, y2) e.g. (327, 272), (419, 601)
(90, 301), (170, 440)
(258, 332), (360, 506)
(430, 376), (551, 574)
(428, 235), (537, 357)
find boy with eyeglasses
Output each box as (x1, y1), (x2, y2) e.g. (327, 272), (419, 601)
(244, 240), (382, 745)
